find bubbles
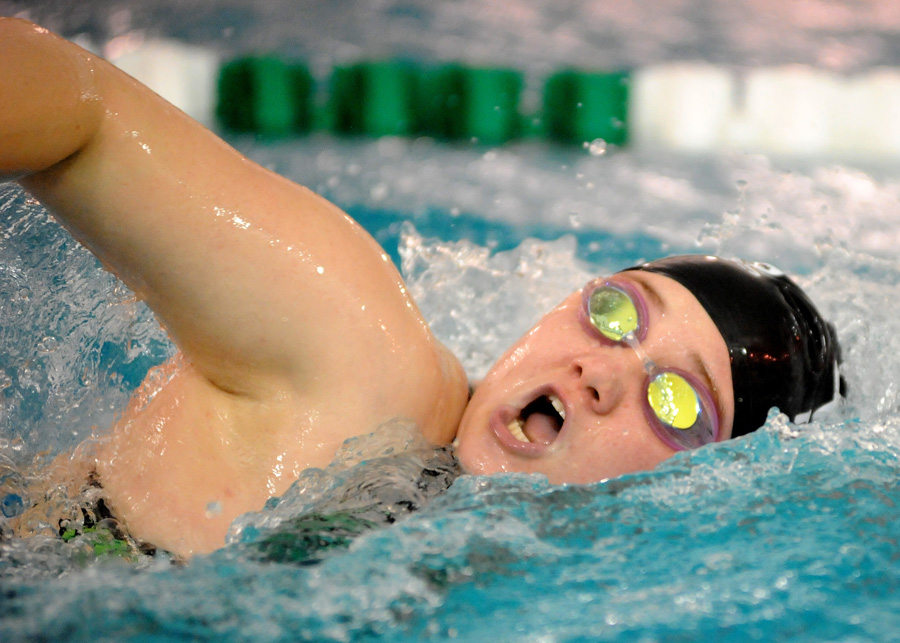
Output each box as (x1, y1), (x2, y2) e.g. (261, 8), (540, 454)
(586, 138), (608, 156)
(1, 493), (24, 518)
(5, 4), (900, 640)
(227, 421), (460, 561)
(400, 223), (592, 378)
(36, 336), (58, 353)
(0, 184), (172, 460)
(369, 182), (389, 201)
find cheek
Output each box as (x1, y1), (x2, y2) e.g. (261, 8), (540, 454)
(560, 419), (677, 483)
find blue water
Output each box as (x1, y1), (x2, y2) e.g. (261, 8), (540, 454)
(349, 204), (671, 271)
(4, 412), (900, 641)
(5, 1), (900, 641)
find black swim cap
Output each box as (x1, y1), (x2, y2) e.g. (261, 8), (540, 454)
(628, 255), (844, 438)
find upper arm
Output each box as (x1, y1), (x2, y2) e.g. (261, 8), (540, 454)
(4, 19), (459, 413)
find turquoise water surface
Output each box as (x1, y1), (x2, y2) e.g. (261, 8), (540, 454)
(4, 1), (900, 641)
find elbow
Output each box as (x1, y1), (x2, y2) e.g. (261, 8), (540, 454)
(0, 18), (104, 180)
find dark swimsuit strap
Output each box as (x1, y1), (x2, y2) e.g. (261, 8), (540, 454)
(58, 470), (161, 559)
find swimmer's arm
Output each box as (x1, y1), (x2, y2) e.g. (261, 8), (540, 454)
(0, 20), (103, 181)
(1, 19), (467, 427)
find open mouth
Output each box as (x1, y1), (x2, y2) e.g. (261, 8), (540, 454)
(506, 393), (566, 445)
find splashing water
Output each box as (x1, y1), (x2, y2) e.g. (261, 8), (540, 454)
(4, 141), (900, 639)
(5, 1), (900, 639)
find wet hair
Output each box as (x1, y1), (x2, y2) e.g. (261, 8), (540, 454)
(628, 255), (845, 438)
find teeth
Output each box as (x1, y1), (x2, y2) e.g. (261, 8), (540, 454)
(549, 394), (566, 420)
(507, 418), (530, 443)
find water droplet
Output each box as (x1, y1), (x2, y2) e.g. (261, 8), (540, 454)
(38, 336), (59, 353)
(205, 500), (223, 518)
(370, 183), (388, 201)
(1, 493), (24, 518)
(588, 139), (608, 156)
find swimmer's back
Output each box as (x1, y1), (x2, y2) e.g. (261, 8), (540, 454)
(1, 19), (469, 557)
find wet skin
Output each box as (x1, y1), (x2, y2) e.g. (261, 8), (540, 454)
(455, 270), (735, 484)
(2, 19), (468, 556)
(3, 19), (734, 557)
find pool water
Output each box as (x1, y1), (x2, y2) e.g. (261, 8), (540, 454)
(5, 1), (900, 641)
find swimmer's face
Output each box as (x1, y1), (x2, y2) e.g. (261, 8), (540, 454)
(454, 271), (735, 484)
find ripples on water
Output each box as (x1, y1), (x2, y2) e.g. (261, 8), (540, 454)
(4, 147), (900, 638)
(5, 0), (900, 640)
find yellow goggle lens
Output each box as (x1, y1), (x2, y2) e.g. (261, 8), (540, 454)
(588, 287), (639, 341)
(647, 372), (700, 430)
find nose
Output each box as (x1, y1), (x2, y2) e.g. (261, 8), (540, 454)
(572, 347), (644, 415)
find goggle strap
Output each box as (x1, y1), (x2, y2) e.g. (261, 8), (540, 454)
(793, 360), (843, 423)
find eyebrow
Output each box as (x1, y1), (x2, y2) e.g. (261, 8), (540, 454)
(625, 274), (725, 419)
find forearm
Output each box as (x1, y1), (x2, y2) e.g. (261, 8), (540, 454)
(0, 18), (103, 181)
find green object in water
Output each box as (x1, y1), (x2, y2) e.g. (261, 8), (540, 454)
(419, 65), (523, 144)
(254, 511), (379, 565)
(62, 525), (139, 563)
(330, 61), (420, 137)
(543, 70), (630, 146)
(217, 56), (314, 136)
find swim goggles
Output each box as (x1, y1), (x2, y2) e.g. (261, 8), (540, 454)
(580, 279), (720, 451)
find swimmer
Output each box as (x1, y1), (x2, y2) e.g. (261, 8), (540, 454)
(0, 19), (843, 558)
